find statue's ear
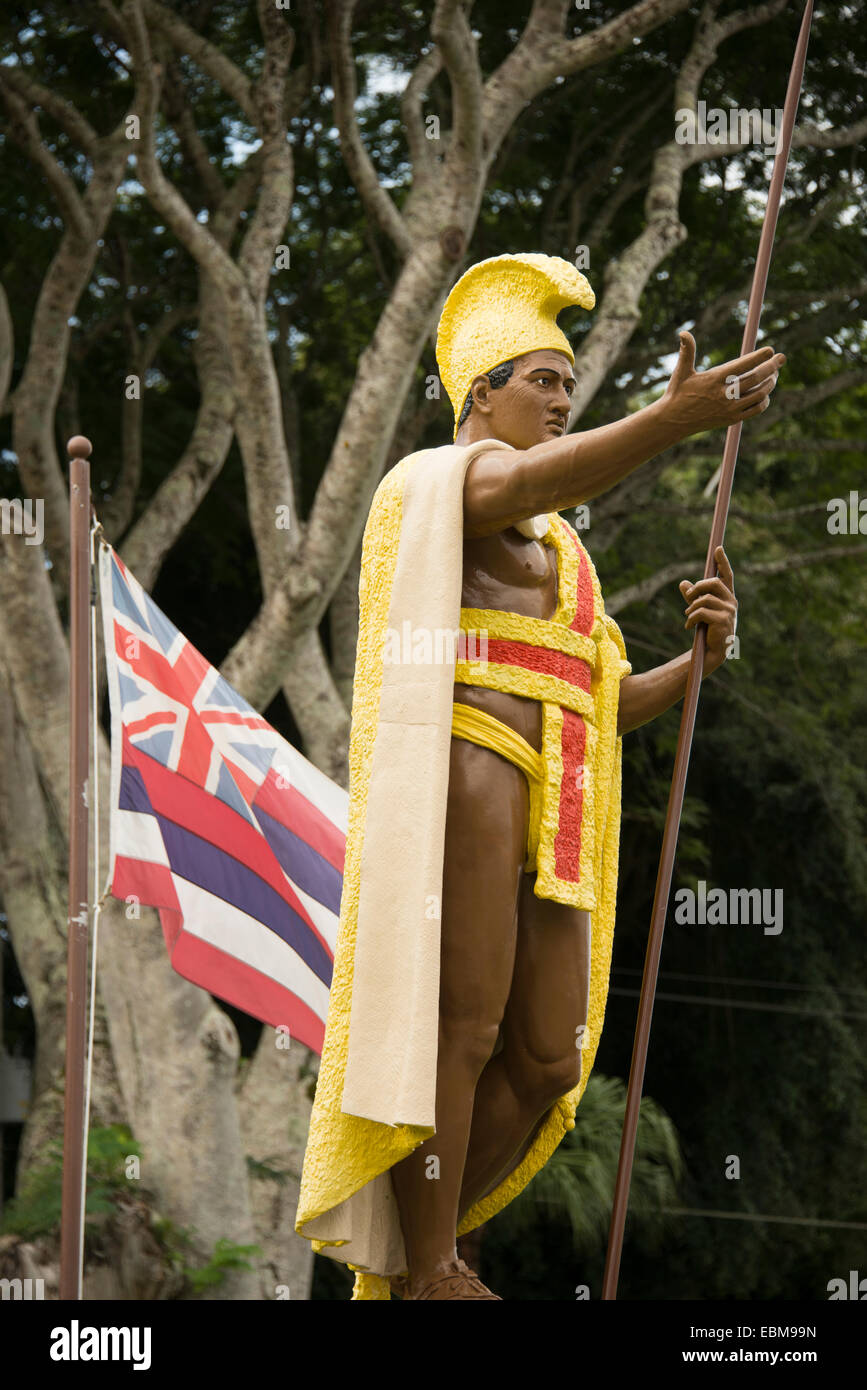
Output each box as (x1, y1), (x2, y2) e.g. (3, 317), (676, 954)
(469, 372), (491, 408)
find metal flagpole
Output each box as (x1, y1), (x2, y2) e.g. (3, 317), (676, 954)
(601, 0), (815, 1301)
(60, 434), (94, 1300)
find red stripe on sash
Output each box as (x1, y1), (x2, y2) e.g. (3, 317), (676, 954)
(555, 708), (587, 883)
(480, 638), (592, 693)
(567, 527), (596, 636)
(555, 529), (595, 888)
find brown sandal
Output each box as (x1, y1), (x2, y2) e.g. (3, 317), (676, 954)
(399, 1258), (502, 1300)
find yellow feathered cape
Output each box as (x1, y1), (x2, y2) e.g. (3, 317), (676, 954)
(295, 439), (630, 1299)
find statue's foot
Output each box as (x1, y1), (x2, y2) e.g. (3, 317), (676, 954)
(401, 1257), (502, 1300)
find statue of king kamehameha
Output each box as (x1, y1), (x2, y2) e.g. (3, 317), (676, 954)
(294, 252), (783, 1300)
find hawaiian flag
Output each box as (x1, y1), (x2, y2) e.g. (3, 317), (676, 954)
(98, 542), (347, 1056)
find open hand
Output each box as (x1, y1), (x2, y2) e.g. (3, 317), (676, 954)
(662, 330), (785, 437)
(679, 545), (737, 672)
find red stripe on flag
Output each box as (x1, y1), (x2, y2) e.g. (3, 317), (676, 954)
(121, 732), (333, 960)
(173, 639), (211, 692)
(113, 622), (213, 786)
(166, 923), (326, 1053)
(197, 711), (271, 728)
(255, 769), (346, 874)
(112, 853), (181, 925)
(126, 710), (177, 738)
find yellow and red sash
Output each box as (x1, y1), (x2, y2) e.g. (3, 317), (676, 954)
(455, 515), (630, 908)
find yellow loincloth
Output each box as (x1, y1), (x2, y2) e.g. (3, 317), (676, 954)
(294, 438), (630, 1300)
(451, 701), (545, 871)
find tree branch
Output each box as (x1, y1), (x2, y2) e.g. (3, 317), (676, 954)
(8, 118), (131, 576)
(431, 0), (483, 179)
(752, 367), (867, 431)
(0, 538), (71, 824)
(484, 0), (694, 154)
(735, 543), (867, 578)
(607, 542), (867, 615)
(237, 0), (296, 305)
(160, 61), (226, 207)
(794, 116), (867, 149)
(400, 43), (443, 182)
(636, 500), (831, 523)
(684, 116), (867, 168)
(122, 2), (248, 291)
(0, 65), (100, 156)
(141, 0), (259, 125)
(325, 0), (412, 256)
(125, 0), (297, 591)
(0, 87), (92, 242)
(100, 301), (198, 541)
(0, 281), (13, 417)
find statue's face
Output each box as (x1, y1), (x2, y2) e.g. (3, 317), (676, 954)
(464, 349), (576, 450)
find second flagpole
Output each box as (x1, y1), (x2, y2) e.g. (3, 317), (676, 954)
(60, 434), (94, 1301)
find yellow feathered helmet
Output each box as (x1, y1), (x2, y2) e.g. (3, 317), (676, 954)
(435, 252), (595, 442)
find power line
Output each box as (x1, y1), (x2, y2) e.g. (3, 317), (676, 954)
(608, 987), (867, 1020)
(613, 965), (867, 999)
(662, 1207), (867, 1231)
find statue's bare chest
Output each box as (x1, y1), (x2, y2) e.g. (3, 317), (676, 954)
(460, 528), (558, 621)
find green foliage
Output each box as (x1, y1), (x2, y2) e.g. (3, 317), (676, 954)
(184, 1237), (263, 1294)
(149, 1213), (196, 1274)
(0, 1125), (140, 1239)
(494, 1074), (683, 1254)
(150, 1217), (262, 1295)
(245, 1154), (293, 1185)
(2, 1126), (262, 1297)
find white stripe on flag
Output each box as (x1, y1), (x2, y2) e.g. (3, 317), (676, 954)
(289, 876), (341, 954)
(171, 875), (331, 1023)
(269, 742), (349, 834)
(114, 808), (172, 867)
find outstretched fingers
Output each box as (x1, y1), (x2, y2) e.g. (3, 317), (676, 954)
(726, 344), (777, 375)
(740, 393), (772, 418)
(738, 353), (785, 395)
(730, 351), (785, 415)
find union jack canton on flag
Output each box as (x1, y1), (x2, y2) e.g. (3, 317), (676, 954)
(98, 542), (347, 1056)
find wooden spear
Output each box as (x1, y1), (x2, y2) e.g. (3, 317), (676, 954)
(601, 0), (815, 1301)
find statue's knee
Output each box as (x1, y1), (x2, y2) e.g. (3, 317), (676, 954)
(513, 1050), (582, 1110)
(439, 1015), (501, 1079)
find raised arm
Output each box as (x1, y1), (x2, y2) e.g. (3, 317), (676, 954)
(463, 334), (784, 538)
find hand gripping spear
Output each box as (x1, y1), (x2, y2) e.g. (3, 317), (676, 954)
(601, 0), (815, 1301)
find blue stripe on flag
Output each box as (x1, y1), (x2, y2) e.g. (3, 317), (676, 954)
(155, 817), (333, 987)
(253, 803), (343, 917)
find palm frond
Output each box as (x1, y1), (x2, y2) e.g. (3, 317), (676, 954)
(495, 1073), (683, 1253)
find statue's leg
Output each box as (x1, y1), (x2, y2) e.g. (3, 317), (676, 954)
(458, 882), (591, 1216)
(389, 734), (528, 1296)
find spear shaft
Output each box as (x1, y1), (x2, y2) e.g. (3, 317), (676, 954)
(601, 0), (815, 1301)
